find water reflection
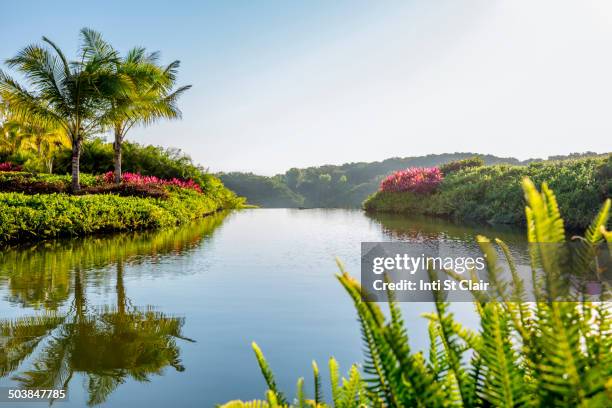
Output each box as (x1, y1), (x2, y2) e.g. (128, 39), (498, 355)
(366, 211), (531, 267)
(0, 209), (534, 406)
(0, 212), (228, 310)
(367, 211), (526, 244)
(0, 212), (228, 405)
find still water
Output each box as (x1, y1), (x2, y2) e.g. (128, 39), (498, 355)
(0, 209), (525, 407)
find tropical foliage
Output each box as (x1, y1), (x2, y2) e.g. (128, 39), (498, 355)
(219, 153), (605, 209)
(365, 155), (611, 229)
(439, 157), (484, 175)
(0, 162), (22, 171)
(0, 167), (230, 197)
(219, 172), (305, 208)
(0, 186), (240, 245)
(100, 42), (191, 183)
(0, 103), (69, 173)
(379, 167), (442, 193)
(222, 179), (612, 407)
(44, 139), (222, 192)
(0, 28), (190, 191)
(101, 171), (202, 193)
(0, 29), (129, 191)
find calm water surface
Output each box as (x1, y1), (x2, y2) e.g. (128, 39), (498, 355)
(0, 209), (526, 407)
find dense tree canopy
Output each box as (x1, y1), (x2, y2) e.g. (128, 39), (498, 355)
(219, 153), (532, 208)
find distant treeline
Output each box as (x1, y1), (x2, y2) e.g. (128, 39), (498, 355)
(218, 152), (603, 208)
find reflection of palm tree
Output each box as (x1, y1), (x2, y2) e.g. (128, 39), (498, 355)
(0, 315), (64, 377)
(0, 212), (227, 310)
(2, 264), (193, 406)
(0, 214), (226, 404)
(4, 265), (71, 311)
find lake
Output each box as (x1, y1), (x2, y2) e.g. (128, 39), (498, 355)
(0, 209), (526, 407)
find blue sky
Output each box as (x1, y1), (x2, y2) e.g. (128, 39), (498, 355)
(2, 1), (611, 174)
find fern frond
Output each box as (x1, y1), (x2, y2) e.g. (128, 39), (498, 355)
(266, 390), (281, 407)
(339, 365), (364, 407)
(328, 358), (340, 407)
(220, 400), (271, 408)
(602, 226), (611, 243)
(522, 179), (566, 244)
(428, 268), (473, 407)
(585, 199), (611, 244)
(252, 342), (288, 405)
(312, 361), (322, 405)
(296, 378), (306, 408)
(479, 303), (528, 407)
(476, 235), (510, 302)
(335, 269), (399, 405)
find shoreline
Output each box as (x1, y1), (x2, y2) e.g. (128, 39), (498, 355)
(0, 188), (241, 247)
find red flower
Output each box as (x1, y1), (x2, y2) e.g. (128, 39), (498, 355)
(100, 171), (202, 193)
(0, 162), (22, 172)
(380, 167), (442, 194)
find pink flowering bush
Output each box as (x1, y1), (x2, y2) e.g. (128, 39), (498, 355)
(0, 162), (23, 172)
(380, 167), (443, 193)
(101, 171), (202, 193)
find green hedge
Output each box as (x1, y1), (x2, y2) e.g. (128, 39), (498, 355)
(0, 188), (234, 244)
(364, 155), (611, 229)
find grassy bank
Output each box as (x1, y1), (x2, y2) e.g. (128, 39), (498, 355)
(364, 155), (611, 228)
(0, 171), (243, 245)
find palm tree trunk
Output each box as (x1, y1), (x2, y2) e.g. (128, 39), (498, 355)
(71, 137), (82, 192)
(74, 269), (85, 319)
(116, 261), (126, 316)
(113, 135), (122, 184)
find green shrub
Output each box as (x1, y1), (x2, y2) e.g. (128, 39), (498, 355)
(365, 156), (611, 229)
(52, 139), (222, 191)
(439, 156), (484, 175)
(0, 171), (246, 206)
(0, 171), (165, 197)
(77, 183), (169, 199)
(0, 187), (239, 245)
(222, 180), (612, 407)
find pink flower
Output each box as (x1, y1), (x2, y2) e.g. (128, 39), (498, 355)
(0, 162), (22, 172)
(380, 167), (442, 194)
(100, 171), (202, 193)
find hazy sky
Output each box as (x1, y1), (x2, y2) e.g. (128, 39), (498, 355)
(2, 0), (611, 175)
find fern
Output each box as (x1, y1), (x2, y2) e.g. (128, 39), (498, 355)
(329, 358), (340, 407)
(312, 361), (323, 405)
(222, 179), (611, 408)
(479, 303), (528, 407)
(296, 378), (305, 408)
(251, 342), (288, 405)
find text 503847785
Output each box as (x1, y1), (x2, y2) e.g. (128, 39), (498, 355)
(0, 388), (67, 402)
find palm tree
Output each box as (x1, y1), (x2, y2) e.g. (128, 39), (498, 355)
(104, 47), (191, 183)
(20, 121), (70, 173)
(5, 115), (69, 172)
(0, 28), (131, 191)
(0, 118), (24, 157)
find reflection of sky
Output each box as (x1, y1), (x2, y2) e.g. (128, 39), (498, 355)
(0, 209), (506, 406)
(2, 1), (612, 174)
